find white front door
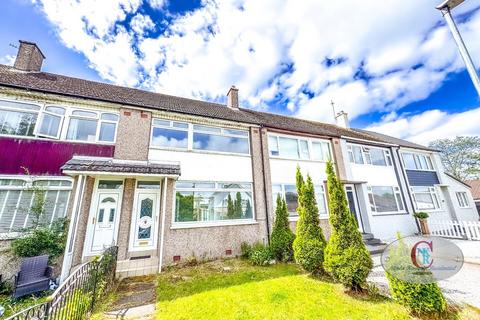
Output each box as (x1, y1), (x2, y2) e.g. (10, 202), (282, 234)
(130, 183), (161, 251)
(90, 192), (121, 252)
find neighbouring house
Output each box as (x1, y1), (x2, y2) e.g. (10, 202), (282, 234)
(465, 179), (480, 217)
(0, 41), (477, 281)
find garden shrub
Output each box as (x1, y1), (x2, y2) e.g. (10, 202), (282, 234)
(270, 195), (295, 262)
(292, 168), (326, 273)
(248, 243), (272, 266)
(324, 161), (372, 290)
(385, 234), (446, 314)
(240, 242), (252, 259)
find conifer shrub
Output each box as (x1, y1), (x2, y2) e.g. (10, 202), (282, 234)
(324, 161), (372, 290)
(270, 195), (295, 262)
(292, 168), (327, 273)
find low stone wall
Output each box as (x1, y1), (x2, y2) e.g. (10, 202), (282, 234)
(0, 239), (21, 285)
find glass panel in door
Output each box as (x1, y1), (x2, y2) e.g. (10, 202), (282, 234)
(133, 192), (158, 249)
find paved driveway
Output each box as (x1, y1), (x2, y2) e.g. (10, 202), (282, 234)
(368, 254), (480, 308)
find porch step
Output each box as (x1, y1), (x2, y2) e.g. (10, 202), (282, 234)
(362, 233), (374, 240)
(366, 243), (387, 255)
(365, 238), (382, 245)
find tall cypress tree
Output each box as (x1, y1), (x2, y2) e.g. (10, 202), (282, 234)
(234, 192), (243, 218)
(270, 195), (295, 261)
(292, 168), (326, 273)
(324, 161), (372, 290)
(227, 194), (235, 219)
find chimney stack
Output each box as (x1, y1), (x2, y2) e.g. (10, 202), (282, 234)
(335, 110), (349, 128)
(14, 40), (45, 72)
(227, 85), (239, 109)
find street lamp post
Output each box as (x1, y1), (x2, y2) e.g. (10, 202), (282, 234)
(436, 0), (480, 96)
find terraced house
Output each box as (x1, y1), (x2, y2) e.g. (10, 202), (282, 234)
(0, 41), (477, 280)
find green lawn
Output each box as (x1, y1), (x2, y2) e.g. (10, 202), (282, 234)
(156, 260), (412, 320)
(0, 291), (51, 318)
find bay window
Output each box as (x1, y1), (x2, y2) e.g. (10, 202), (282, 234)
(347, 144), (392, 166)
(367, 186), (405, 213)
(151, 119), (189, 149)
(174, 181), (254, 223)
(410, 186), (440, 210)
(402, 153), (434, 171)
(0, 100), (40, 136)
(0, 178), (72, 234)
(272, 183), (327, 217)
(268, 134), (330, 161)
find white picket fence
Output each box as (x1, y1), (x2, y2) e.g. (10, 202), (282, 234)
(429, 219), (480, 241)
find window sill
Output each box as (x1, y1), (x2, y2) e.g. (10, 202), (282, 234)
(371, 211), (409, 216)
(149, 146), (251, 157)
(171, 219), (258, 229)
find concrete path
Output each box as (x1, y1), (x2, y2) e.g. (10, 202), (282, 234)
(103, 303), (155, 319)
(368, 254), (480, 308)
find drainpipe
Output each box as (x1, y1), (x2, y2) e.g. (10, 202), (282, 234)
(394, 149), (421, 233)
(258, 126), (271, 243)
(158, 176), (168, 273)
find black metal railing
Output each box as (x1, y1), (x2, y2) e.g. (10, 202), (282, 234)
(7, 246), (118, 320)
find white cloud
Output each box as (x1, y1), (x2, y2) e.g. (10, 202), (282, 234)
(33, 0), (480, 127)
(366, 108), (480, 145)
(0, 54), (15, 66)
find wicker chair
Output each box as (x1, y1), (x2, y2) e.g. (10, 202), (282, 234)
(13, 255), (53, 299)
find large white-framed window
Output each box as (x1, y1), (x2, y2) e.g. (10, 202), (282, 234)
(401, 152), (434, 171)
(150, 118), (189, 149)
(455, 192), (469, 208)
(173, 181), (254, 225)
(150, 118), (250, 155)
(347, 144), (393, 166)
(367, 186), (405, 214)
(268, 133), (331, 161)
(0, 99), (40, 137)
(0, 98), (119, 143)
(410, 186), (440, 210)
(272, 183), (328, 218)
(0, 177), (72, 234)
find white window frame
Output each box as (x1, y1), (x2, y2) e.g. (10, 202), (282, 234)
(171, 181), (256, 228)
(150, 118), (251, 156)
(0, 98), (42, 138)
(347, 143), (393, 167)
(456, 192), (470, 208)
(0, 175), (73, 236)
(150, 118), (190, 150)
(401, 152), (435, 171)
(410, 186), (441, 211)
(36, 105), (66, 139)
(272, 183), (328, 219)
(267, 133), (331, 162)
(367, 185), (406, 215)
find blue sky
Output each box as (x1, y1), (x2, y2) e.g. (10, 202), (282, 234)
(1, 0), (479, 144)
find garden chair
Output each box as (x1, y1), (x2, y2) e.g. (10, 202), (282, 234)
(13, 255), (53, 299)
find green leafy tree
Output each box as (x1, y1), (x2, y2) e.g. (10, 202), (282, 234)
(175, 193), (194, 221)
(293, 168), (326, 273)
(226, 194), (235, 219)
(270, 195), (295, 261)
(429, 136), (480, 180)
(324, 161), (372, 290)
(244, 200), (253, 218)
(234, 192), (243, 218)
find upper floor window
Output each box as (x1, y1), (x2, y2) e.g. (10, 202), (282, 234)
(367, 186), (404, 213)
(272, 183), (327, 217)
(193, 125), (249, 154)
(0, 100), (40, 136)
(456, 192), (469, 208)
(410, 186), (440, 210)
(347, 144), (392, 166)
(402, 153), (433, 171)
(0, 98), (119, 143)
(151, 119), (189, 149)
(268, 134), (330, 161)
